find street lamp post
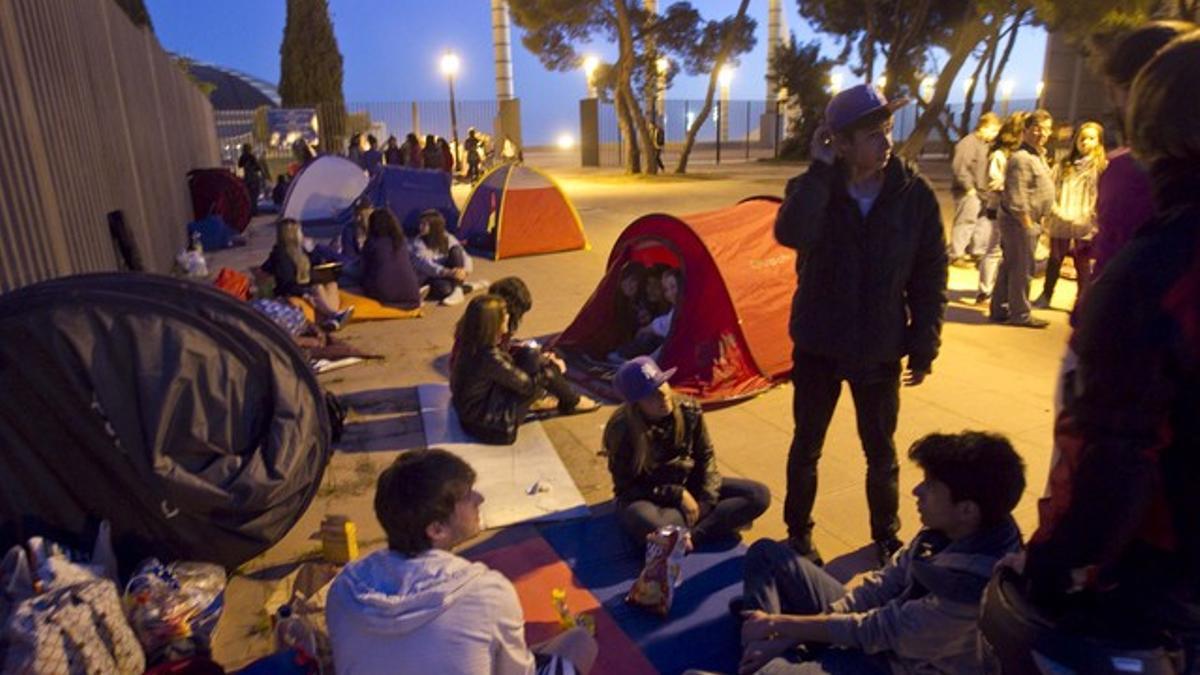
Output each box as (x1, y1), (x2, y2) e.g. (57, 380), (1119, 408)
(583, 55), (599, 98)
(441, 51), (461, 173)
(717, 66), (733, 165)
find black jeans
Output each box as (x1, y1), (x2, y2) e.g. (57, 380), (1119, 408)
(785, 351), (900, 549)
(427, 247), (468, 300)
(512, 344), (581, 412)
(617, 477), (770, 546)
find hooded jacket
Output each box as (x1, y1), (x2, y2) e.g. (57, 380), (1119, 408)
(775, 156), (947, 373)
(326, 548), (535, 675)
(825, 519), (1023, 674)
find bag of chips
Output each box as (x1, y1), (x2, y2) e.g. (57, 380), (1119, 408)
(625, 525), (687, 616)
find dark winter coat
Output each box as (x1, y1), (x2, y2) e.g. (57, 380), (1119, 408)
(603, 395), (721, 509)
(774, 156), (948, 373)
(450, 346), (538, 445)
(361, 235), (421, 309)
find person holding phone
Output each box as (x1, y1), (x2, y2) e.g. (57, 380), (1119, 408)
(774, 84), (948, 567)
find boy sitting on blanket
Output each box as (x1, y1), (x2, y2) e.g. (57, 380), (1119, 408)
(727, 432), (1025, 675)
(326, 448), (598, 675)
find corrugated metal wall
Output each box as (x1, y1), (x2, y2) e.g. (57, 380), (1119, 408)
(0, 0), (219, 292)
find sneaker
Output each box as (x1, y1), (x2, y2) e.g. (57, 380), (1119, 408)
(1032, 294), (1051, 310)
(974, 292), (991, 306)
(874, 537), (903, 567)
(335, 305), (355, 325)
(785, 536), (824, 567)
(418, 285), (431, 301)
(1006, 316), (1050, 329)
(440, 286), (465, 306)
(988, 312), (1010, 323)
(464, 279), (490, 294)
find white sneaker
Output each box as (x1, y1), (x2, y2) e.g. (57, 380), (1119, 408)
(464, 279), (490, 294)
(440, 286), (466, 306)
(419, 285), (431, 301)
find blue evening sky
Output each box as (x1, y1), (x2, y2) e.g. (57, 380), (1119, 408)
(146, 1), (1047, 145)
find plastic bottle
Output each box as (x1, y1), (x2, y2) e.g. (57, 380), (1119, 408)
(189, 230), (203, 254)
(274, 604), (318, 660)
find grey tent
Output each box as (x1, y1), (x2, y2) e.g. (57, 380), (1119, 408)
(0, 274), (331, 571)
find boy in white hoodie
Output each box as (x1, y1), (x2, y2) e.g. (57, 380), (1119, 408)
(326, 448), (597, 675)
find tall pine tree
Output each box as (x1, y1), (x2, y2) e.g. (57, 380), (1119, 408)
(279, 0), (346, 151)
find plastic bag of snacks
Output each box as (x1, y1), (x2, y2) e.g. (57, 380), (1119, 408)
(551, 588), (596, 635)
(625, 525), (687, 616)
(123, 559), (226, 663)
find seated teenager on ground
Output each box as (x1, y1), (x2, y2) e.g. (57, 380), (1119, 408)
(410, 209), (481, 306)
(609, 267), (682, 363)
(489, 276), (599, 411)
(260, 218), (354, 331)
(733, 431), (1024, 675)
(451, 295), (599, 445)
(336, 202), (372, 283)
(604, 356), (770, 549)
(361, 208), (422, 310)
(326, 448), (598, 675)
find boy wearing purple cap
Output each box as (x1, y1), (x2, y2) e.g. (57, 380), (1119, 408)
(774, 84), (948, 567)
(603, 356), (770, 548)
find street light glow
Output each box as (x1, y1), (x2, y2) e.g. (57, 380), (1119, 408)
(556, 133), (575, 150)
(963, 77), (974, 94)
(876, 75), (888, 89)
(440, 51), (460, 77)
(921, 76), (936, 99)
(1001, 78), (1015, 98)
(718, 66), (734, 88)
(583, 55), (599, 78)
(829, 72), (843, 93)
(656, 57), (670, 75)
(1036, 80), (1045, 98)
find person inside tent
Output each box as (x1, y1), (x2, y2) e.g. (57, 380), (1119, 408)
(450, 295), (601, 445)
(609, 267), (682, 363)
(361, 208), (422, 311)
(423, 134), (445, 171)
(604, 356), (770, 550)
(489, 275), (599, 411)
(613, 261), (650, 343)
(383, 135), (403, 166)
(260, 218), (354, 331)
(410, 209), (483, 307)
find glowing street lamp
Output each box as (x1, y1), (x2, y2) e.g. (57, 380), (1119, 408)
(829, 72), (843, 93)
(1000, 78), (1015, 116)
(440, 51), (462, 172)
(717, 66), (733, 163)
(920, 76), (936, 102)
(1036, 80), (1045, 101)
(582, 55), (599, 98)
(963, 76), (974, 94)
(876, 75), (888, 90)
(556, 133), (575, 150)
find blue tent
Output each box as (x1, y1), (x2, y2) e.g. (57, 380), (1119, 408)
(357, 167), (459, 236)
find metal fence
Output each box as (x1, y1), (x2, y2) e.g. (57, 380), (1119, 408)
(892, 98), (1040, 149)
(597, 99), (776, 168)
(0, 0), (220, 291)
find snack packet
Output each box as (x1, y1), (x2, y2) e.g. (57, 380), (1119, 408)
(625, 525), (687, 615)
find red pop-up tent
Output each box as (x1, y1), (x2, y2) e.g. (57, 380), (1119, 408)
(554, 196), (795, 403)
(188, 169), (252, 233)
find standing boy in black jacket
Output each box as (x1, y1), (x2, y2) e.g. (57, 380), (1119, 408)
(774, 84), (948, 566)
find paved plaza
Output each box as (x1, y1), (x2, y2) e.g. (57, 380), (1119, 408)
(210, 155), (1077, 664)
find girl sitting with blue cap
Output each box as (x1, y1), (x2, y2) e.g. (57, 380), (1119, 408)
(604, 356), (770, 548)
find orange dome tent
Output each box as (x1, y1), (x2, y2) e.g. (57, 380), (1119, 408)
(457, 164), (588, 259)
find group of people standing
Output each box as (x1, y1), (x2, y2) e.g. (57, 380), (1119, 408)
(347, 128), (489, 181)
(949, 105), (1110, 327)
